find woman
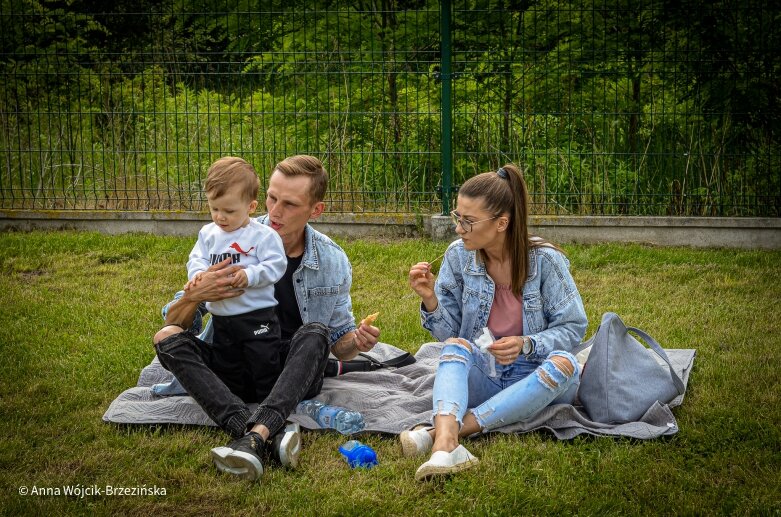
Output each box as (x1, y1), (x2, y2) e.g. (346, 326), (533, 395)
(404, 164), (587, 481)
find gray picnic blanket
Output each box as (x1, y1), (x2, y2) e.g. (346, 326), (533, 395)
(103, 342), (696, 440)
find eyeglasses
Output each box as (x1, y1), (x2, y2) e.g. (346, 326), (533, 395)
(450, 210), (498, 233)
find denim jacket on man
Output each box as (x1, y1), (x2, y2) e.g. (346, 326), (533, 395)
(420, 239), (587, 362)
(163, 215), (357, 346)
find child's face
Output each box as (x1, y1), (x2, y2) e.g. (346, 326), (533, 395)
(206, 184), (258, 233)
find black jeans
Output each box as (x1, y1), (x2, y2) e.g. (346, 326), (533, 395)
(155, 318), (331, 439)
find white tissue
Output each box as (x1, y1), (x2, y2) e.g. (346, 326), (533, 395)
(473, 327), (498, 378)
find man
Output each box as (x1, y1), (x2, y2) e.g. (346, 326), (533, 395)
(153, 155), (380, 482)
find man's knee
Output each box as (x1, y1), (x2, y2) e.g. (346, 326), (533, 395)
(153, 325), (184, 346)
(294, 322), (330, 341)
(290, 323), (330, 356)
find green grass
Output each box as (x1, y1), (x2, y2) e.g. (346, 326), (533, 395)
(0, 231), (779, 516)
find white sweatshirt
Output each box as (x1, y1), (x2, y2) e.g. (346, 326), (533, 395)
(186, 219), (286, 316)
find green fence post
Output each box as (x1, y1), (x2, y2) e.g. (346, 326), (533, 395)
(440, 0), (453, 215)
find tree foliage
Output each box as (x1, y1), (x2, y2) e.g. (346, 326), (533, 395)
(1, 0), (778, 215)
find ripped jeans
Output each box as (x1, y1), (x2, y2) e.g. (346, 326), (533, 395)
(432, 342), (580, 431)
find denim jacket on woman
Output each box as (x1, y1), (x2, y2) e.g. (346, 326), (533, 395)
(163, 215), (356, 346)
(420, 239), (587, 362)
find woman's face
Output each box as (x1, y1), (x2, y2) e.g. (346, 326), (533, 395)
(452, 195), (505, 251)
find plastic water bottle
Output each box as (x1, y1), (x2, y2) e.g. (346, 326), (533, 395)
(338, 440), (378, 468)
(296, 400), (365, 434)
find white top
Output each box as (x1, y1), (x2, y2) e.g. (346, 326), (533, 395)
(187, 219), (286, 316)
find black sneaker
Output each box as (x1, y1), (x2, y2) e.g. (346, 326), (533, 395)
(267, 422), (301, 469)
(211, 432), (265, 481)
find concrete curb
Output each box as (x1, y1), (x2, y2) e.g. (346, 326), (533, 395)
(0, 210), (423, 239)
(429, 215), (781, 249)
(1, 210), (779, 249)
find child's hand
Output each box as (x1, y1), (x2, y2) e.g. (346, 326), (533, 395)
(230, 269), (248, 288)
(184, 272), (204, 291)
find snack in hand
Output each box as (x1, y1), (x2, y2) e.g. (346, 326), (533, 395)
(362, 312), (380, 326)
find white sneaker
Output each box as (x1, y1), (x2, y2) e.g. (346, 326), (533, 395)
(272, 422), (301, 469)
(400, 426), (434, 457)
(414, 445), (479, 481)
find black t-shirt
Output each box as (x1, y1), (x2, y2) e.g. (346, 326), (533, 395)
(275, 254), (304, 341)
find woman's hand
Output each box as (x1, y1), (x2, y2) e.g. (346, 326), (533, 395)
(489, 336), (524, 365)
(409, 261), (438, 311)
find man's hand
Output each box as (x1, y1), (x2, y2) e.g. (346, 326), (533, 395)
(332, 320), (381, 360)
(165, 259), (244, 330)
(354, 319), (380, 353)
(181, 258), (245, 304)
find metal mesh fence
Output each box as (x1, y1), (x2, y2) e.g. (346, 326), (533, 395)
(1, 1), (779, 216)
(449, 2), (781, 216)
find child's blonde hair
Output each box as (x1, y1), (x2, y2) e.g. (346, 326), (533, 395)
(204, 157), (260, 201)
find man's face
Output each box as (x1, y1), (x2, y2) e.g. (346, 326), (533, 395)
(265, 171), (324, 244)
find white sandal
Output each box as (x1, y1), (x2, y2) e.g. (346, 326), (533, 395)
(414, 445), (479, 481)
(400, 426), (434, 457)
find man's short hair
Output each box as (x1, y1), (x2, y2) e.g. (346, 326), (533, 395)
(273, 155), (328, 203)
(204, 156), (260, 201)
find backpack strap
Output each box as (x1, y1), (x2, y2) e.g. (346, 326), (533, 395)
(627, 327), (685, 395)
(324, 352), (416, 377)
